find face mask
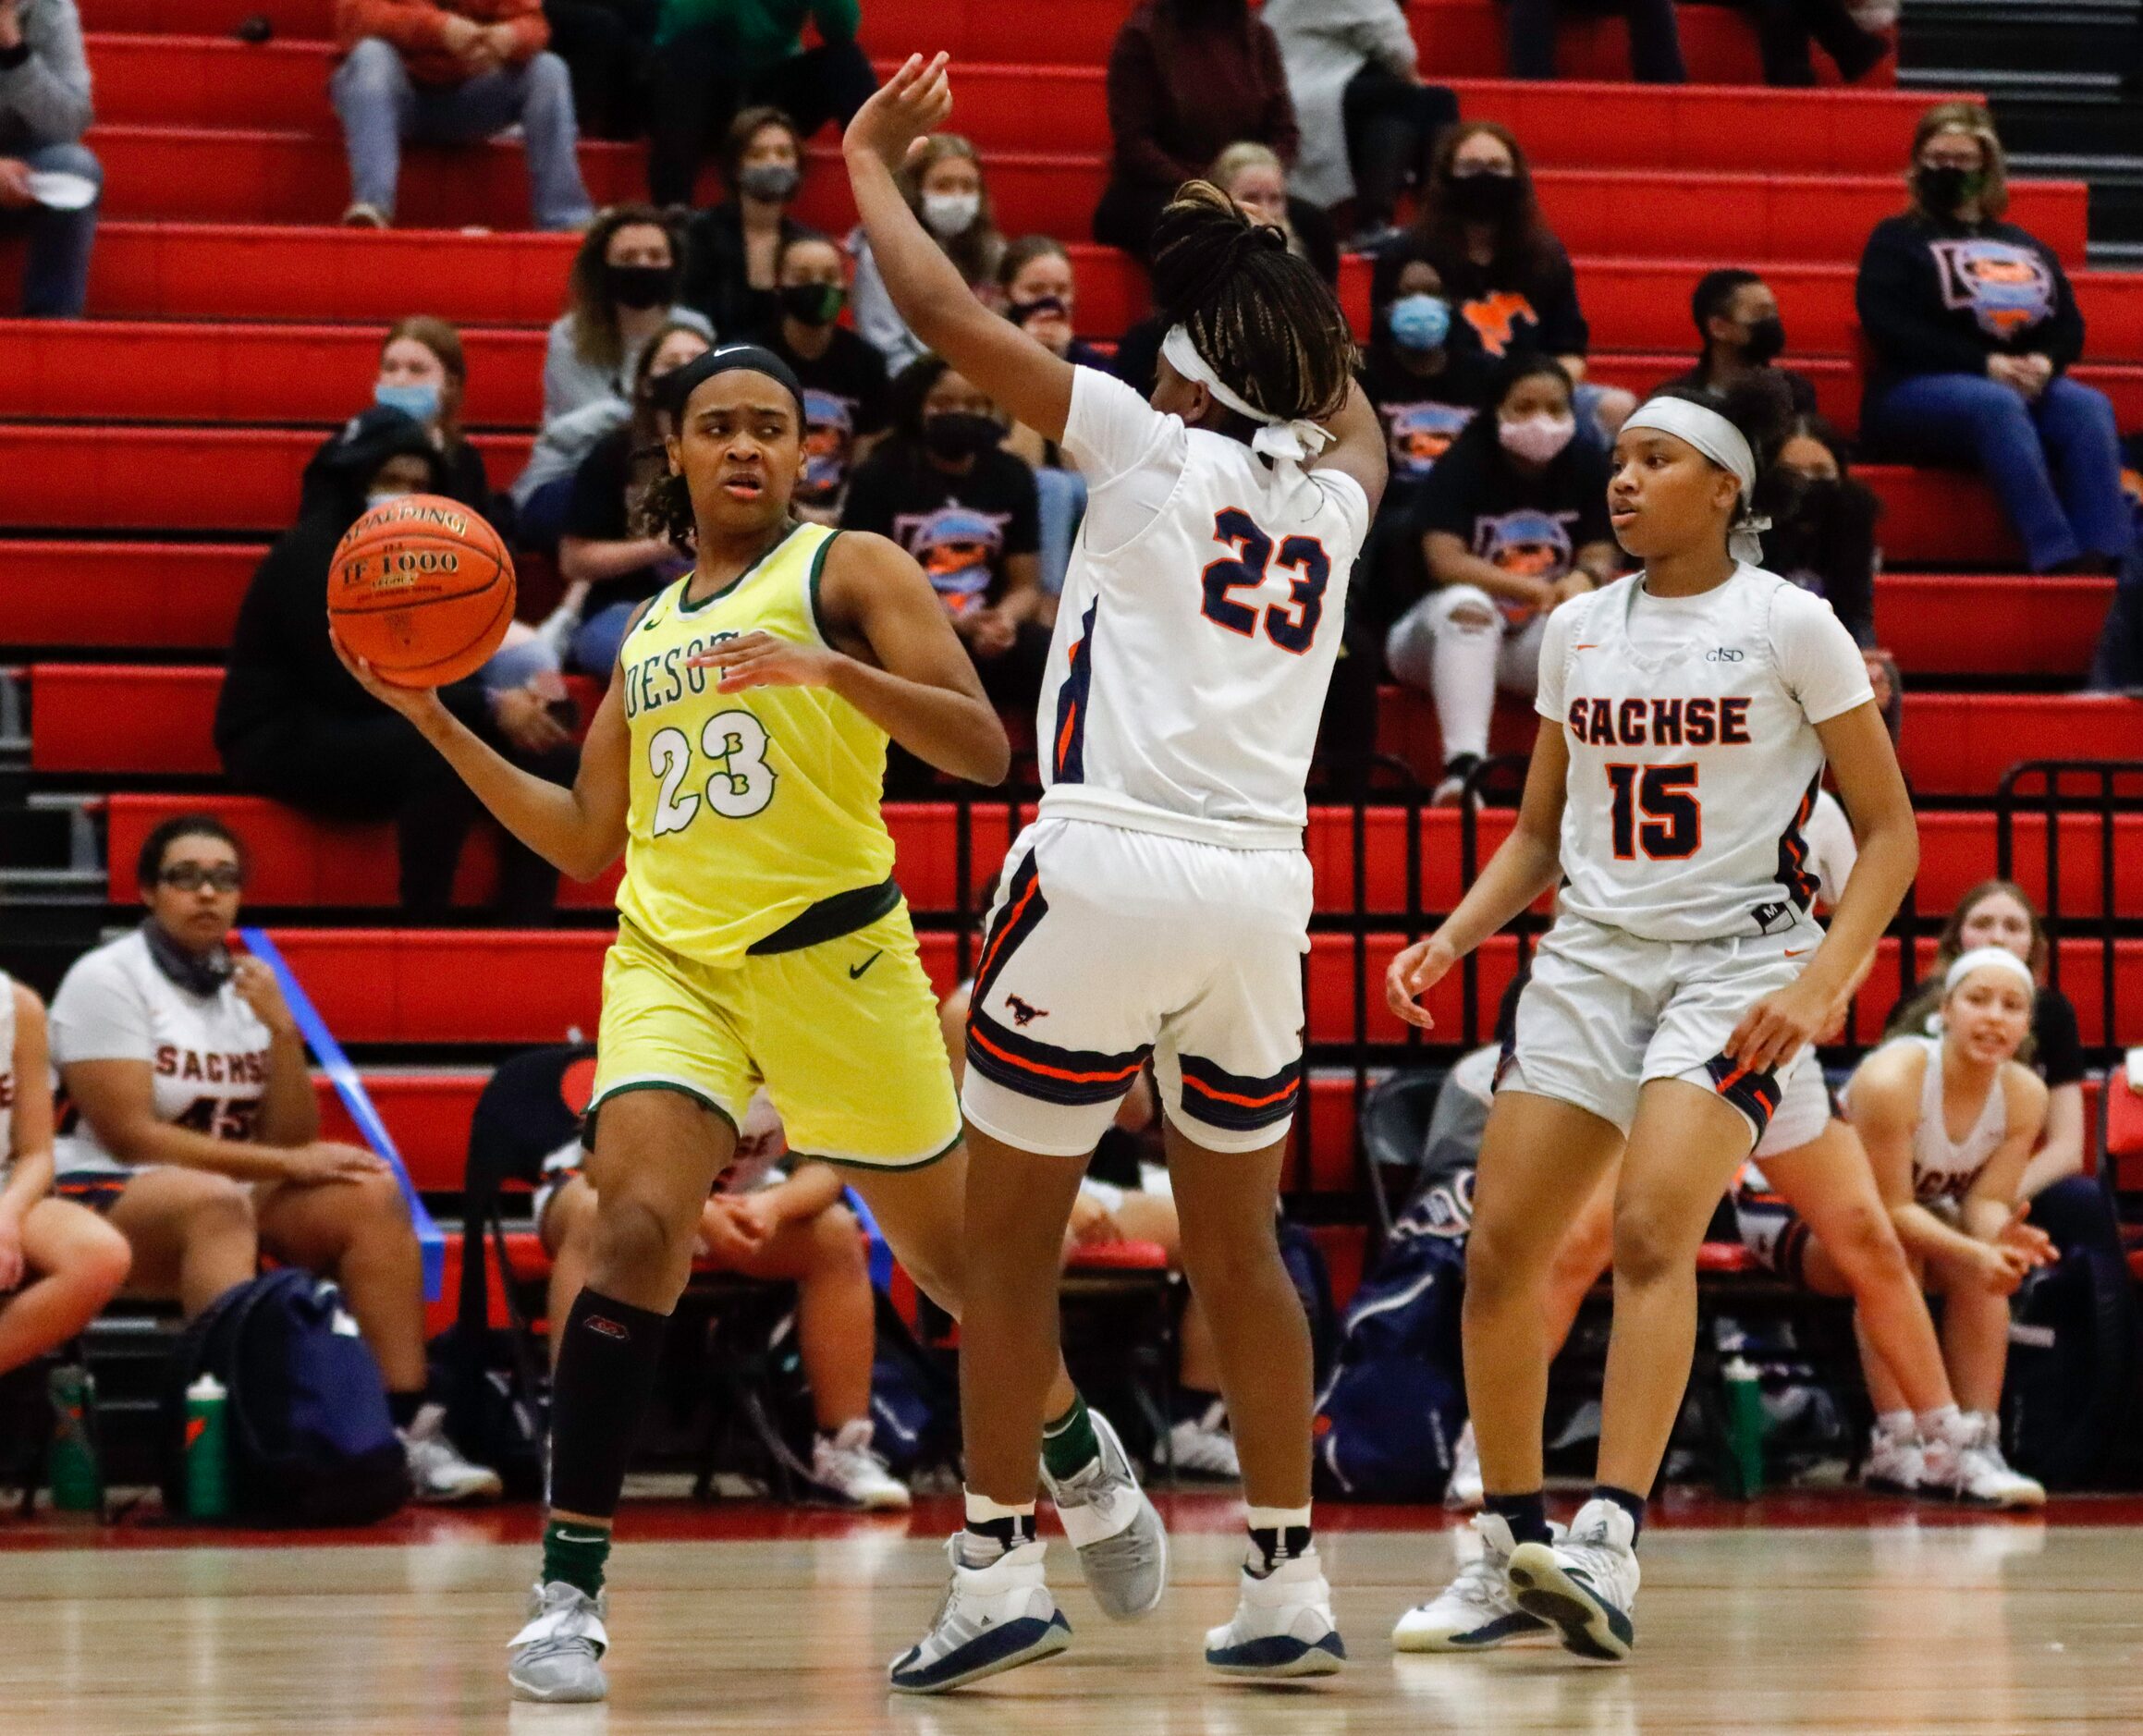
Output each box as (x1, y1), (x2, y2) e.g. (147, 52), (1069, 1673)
(1740, 313), (1786, 366)
(923, 410), (1001, 461)
(738, 162), (801, 202)
(606, 263), (675, 312)
(365, 488), (414, 510)
(922, 191), (982, 238)
(1010, 294), (1070, 327)
(779, 281), (846, 325)
(1447, 170), (1518, 222)
(1915, 164), (1982, 216)
(1497, 411), (1576, 465)
(1388, 293), (1451, 353)
(373, 379), (441, 423)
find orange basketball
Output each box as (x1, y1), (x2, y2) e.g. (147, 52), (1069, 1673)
(327, 494), (517, 689)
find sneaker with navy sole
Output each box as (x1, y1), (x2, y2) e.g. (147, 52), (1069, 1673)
(1039, 1407), (1167, 1621)
(1506, 1498), (1639, 1662)
(888, 1536), (1072, 1694)
(1391, 1512), (1558, 1652)
(1204, 1548), (1346, 1679)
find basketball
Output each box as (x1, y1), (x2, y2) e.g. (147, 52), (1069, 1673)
(327, 493), (516, 689)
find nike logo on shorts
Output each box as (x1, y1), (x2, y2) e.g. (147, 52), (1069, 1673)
(1783, 947), (1810, 958)
(849, 950), (884, 980)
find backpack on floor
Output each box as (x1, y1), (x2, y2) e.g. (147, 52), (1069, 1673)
(1311, 1169), (1473, 1502)
(1279, 1221), (1341, 1394)
(2003, 1241), (2143, 1490)
(160, 1269), (410, 1526)
(1303, 1166), (1474, 1499)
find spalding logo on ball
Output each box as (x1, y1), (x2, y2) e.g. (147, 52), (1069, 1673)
(327, 493), (517, 688)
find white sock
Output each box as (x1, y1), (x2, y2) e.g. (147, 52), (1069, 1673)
(1875, 1409), (1914, 1441)
(1916, 1403), (1966, 1444)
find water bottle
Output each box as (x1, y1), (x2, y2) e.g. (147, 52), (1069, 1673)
(46, 1363), (103, 1514)
(1718, 1356), (1766, 1499)
(184, 1373), (230, 1521)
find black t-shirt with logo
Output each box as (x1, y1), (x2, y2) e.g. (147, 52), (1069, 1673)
(1361, 342), (1491, 509)
(1411, 426), (1613, 621)
(756, 323), (892, 513)
(840, 445), (1040, 613)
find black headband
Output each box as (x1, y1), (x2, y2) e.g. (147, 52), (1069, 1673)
(656, 343), (807, 422)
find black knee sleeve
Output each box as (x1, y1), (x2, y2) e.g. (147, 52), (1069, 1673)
(548, 1288), (668, 1518)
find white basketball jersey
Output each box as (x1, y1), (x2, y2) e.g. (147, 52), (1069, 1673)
(1037, 367), (1372, 850)
(0, 972), (17, 1162)
(1900, 1036), (2012, 1204)
(50, 930), (274, 1176)
(1536, 565), (1873, 943)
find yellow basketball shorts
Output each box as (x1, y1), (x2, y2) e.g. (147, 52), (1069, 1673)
(588, 904), (961, 1169)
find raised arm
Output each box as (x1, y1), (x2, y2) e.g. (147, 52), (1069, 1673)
(689, 531), (1010, 787)
(333, 635), (632, 882)
(1314, 376), (1389, 519)
(843, 55), (1076, 445)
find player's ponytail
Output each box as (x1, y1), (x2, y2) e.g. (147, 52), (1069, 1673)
(1149, 180), (1356, 426)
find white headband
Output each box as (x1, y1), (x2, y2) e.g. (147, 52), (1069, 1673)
(1620, 395), (1771, 566)
(1944, 946), (2037, 999)
(1160, 324), (1333, 500)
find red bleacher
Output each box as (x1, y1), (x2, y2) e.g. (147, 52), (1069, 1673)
(37, 663), (2143, 794)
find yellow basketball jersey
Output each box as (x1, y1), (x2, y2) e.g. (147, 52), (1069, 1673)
(615, 521), (895, 966)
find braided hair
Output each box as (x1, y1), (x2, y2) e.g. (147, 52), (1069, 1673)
(1150, 180), (1355, 426)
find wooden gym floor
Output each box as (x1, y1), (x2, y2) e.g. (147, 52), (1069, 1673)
(2, 1492), (2140, 1733)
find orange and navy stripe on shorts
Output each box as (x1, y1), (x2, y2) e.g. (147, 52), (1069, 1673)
(1177, 1053), (1301, 1136)
(55, 1172), (129, 1215)
(1706, 1051), (1782, 1139)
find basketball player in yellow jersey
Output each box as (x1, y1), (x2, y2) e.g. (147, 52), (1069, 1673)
(337, 344), (1163, 1707)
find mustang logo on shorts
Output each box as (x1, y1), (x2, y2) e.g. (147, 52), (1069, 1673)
(1006, 995), (1048, 1026)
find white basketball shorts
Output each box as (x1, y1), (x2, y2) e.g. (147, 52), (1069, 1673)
(961, 816), (1312, 1157)
(1498, 911), (1822, 1143)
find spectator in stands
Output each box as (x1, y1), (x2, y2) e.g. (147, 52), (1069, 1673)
(1660, 267), (1818, 413)
(1093, 0), (1299, 266)
(535, 1094), (912, 1508)
(49, 815), (501, 1500)
(519, 206), (713, 549)
(550, 321), (709, 669)
(1745, 0), (1890, 87)
(1374, 120), (1635, 446)
(679, 106), (822, 339)
(330, 0), (594, 232)
(372, 316), (496, 513)
(0, 0), (96, 317)
(842, 356), (1048, 717)
(1865, 643), (1902, 741)
(542, 0), (655, 141)
(1385, 353), (1618, 805)
(753, 232), (888, 525)
(937, 982), (1241, 1477)
(1354, 258), (1489, 747)
(1858, 102), (2131, 575)
(850, 134), (1004, 375)
(1886, 882), (2100, 1232)
(216, 408), (580, 922)
(1758, 410), (1880, 645)
(0, 974), (130, 1385)
(643, 0), (875, 208)
(1504, 0), (1684, 81)
(997, 237), (1109, 598)
(1210, 140), (1340, 287)
(1263, 0), (1457, 249)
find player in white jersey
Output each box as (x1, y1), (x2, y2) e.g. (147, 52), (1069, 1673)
(51, 813), (499, 1500)
(1386, 377), (1918, 1662)
(0, 972), (131, 1381)
(1416, 784), (1987, 1579)
(845, 58), (1385, 1689)
(1841, 947), (2051, 1507)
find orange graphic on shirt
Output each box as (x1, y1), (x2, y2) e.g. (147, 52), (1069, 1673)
(1463, 291), (1537, 359)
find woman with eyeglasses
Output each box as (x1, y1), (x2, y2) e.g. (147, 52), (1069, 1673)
(47, 815), (501, 1502)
